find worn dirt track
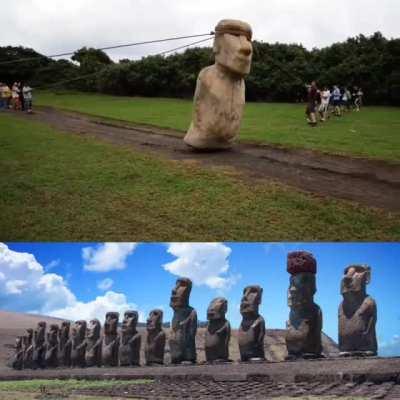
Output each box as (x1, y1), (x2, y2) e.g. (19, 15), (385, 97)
(14, 107), (400, 212)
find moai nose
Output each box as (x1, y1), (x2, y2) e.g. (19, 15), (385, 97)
(239, 36), (252, 56)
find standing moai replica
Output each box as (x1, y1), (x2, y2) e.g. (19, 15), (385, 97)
(9, 337), (24, 370)
(285, 251), (323, 359)
(23, 328), (34, 369)
(169, 277), (198, 364)
(339, 265), (377, 357)
(58, 321), (72, 367)
(70, 320), (87, 368)
(45, 324), (59, 368)
(238, 286), (266, 362)
(32, 321), (46, 369)
(85, 319), (102, 367)
(119, 311), (141, 366)
(145, 309), (166, 365)
(205, 297), (231, 363)
(184, 19), (253, 150)
(102, 312), (119, 367)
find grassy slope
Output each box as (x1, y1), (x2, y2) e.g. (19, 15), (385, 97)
(0, 113), (399, 241)
(36, 91), (400, 162)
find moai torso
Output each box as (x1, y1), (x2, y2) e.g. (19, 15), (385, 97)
(238, 286), (265, 361)
(145, 309), (166, 365)
(32, 321), (46, 369)
(119, 311), (141, 366)
(9, 337), (24, 370)
(70, 320), (87, 368)
(205, 297), (231, 362)
(169, 278), (197, 364)
(102, 312), (119, 367)
(58, 322), (72, 367)
(23, 329), (34, 369)
(85, 319), (102, 367)
(45, 324), (59, 368)
(339, 265), (377, 356)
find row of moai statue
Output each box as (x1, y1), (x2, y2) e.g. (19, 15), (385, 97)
(9, 251), (377, 369)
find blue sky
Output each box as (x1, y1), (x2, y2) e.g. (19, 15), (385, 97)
(1, 242), (399, 356)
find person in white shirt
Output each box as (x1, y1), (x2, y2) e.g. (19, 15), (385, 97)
(23, 85), (33, 113)
(318, 87), (331, 122)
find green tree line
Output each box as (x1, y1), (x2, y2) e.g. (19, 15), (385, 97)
(1, 32), (399, 104)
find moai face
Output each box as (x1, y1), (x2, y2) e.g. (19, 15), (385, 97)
(35, 321), (46, 345)
(147, 309), (163, 332)
(104, 312), (119, 336)
(87, 319), (101, 340)
(72, 320), (87, 340)
(59, 321), (70, 341)
(341, 265), (370, 297)
(121, 311), (138, 334)
(214, 19), (253, 76)
(207, 297), (227, 321)
(15, 337), (22, 351)
(170, 278), (192, 310)
(47, 324), (59, 346)
(240, 286), (262, 317)
(288, 273), (316, 308)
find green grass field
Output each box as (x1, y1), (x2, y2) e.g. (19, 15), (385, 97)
(36, 91), (400, 162)
(1, 113), (399, 241)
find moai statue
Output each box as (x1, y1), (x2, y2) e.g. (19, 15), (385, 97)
(205, 297), (231, 363)
(238, 286), (265, 362)
(339, 265), (377, 357)
(58, 321), (72, 367)
(285, 251), (323, 359)
(8, 337), (24, 370)
(23, 329), (34, 369)
(85, 319), (102, 367)
(184, 19), (253, 150)
(119, 311), (141, 367)
(70, 320), (87, 368)
(45, 324), (59, 368)
(145, 309), (166, 365)
(32, 321), (46, 369)
(169, 277), (198, 364)
(101, 312), (119, 367)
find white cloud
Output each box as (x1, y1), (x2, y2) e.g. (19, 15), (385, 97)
(163, 243), (239, 290)
(379, 335), (400, 357)
(45, 259), (60, 271)
(97, 278), (114, 291)
(82, 243), (138, 272)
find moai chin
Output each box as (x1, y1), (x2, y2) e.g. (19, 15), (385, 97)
(9, 336), (24, 370)
(238, 286), (265, 362)
(32, 321), (46, 369)
(85, 319), (102, 367)
(102, 312), (119, 367)
(70, 320), (87, 368)
(45, 324), (59, 368)
(145, 309), (166, 365)
(339, 265), (377, 357)
(205, 297), (231, 363)
(58, 321), (72, 367)
(169, 277), (198, 364)
(23, 329), (34, 369)
(119, 310), (141, 366)
(285, 251), (323, 359)
(184, 19), (253, 150)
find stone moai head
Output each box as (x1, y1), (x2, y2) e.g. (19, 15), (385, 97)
(47, 324), (59, 346)
(34, 321), (46, 345)
(104, 312), (119, 336)
(71, 320), (87, 341)
(59, 321), (70, 341)
(147, 309), (163, 332)
(26, 328), (33, 343)
(240, 286), (262, 317)
(207, 297), (228, 321)
(170, 277), (192, 310)
(287, 251), (317, 309)
(86, 319), (101, 340)
(121, 311), (138, 334)
(341, 265), (371, 298)
(213, 19), (253, 77)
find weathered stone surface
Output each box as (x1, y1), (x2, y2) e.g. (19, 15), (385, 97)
(102, 312), (119, 367)
(339, 265), (377, 356)
(169, 277), (198, 364)
(286, 252), (322, 359)
(205, 297), (231, 362)
(145, 309), (166, 365)
(238, 286), (265, 361)
(58, 321), (71, 367)
(44, 324), (59, 368)
(85, 319), (102, 367)
(119, 311), (141, 367)
(70, 320), (86, 368)
(8, 337), (23, 370)
(32, 321), (46, 369)
(184, 19), (253, 150)
(22, 329), (34, 369)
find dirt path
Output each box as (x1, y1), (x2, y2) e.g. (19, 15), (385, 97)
(13, 107), (400, 211)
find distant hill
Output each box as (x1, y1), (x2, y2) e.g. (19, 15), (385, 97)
(0, 310), (338, 366)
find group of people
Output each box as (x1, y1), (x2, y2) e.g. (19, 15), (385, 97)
(306, 81), (364, 126)
(0, 82), (33, 113)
